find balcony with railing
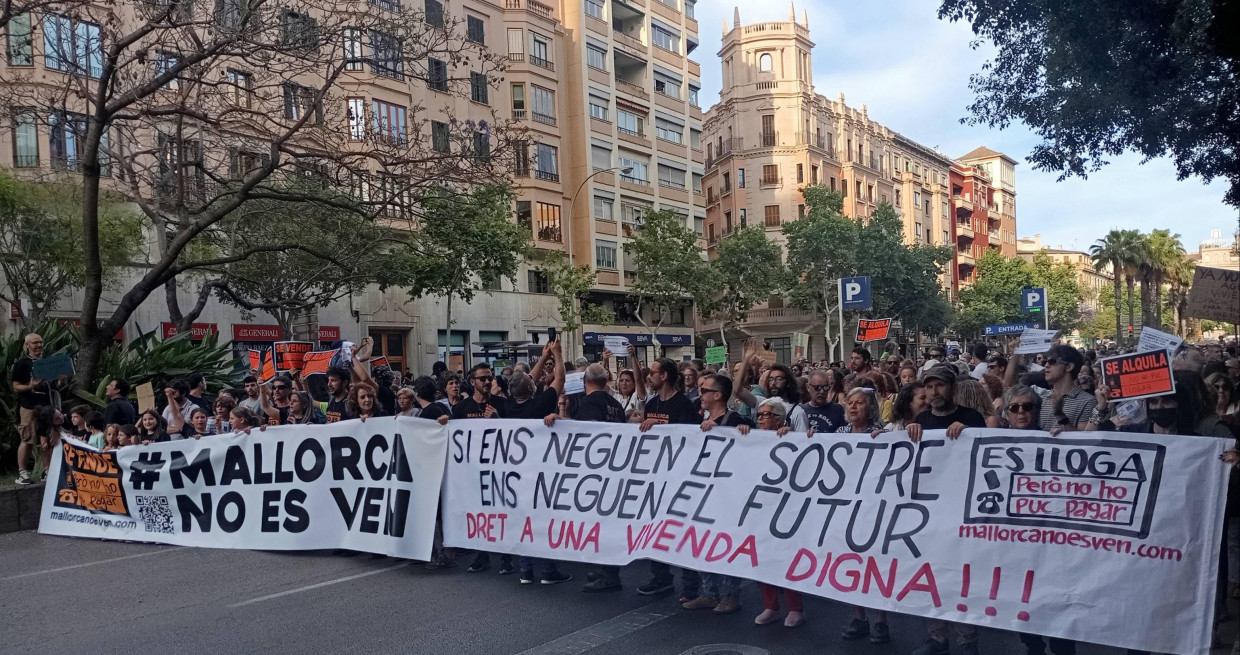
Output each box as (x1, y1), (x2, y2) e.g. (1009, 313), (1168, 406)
(532, 111), (555, 126)
(956, 220), (974, 241)
(614, 77), (648, 100)
(705, 137), (742, 169)
(505, 0), (554, 18)
(759, 131), (777, 147)
(759, 175), (781, 188)
(953, 192), (973, 214)
(795, 132), (826, 150)
(534, 168), (560, 182)
(957, 248), (976, 266)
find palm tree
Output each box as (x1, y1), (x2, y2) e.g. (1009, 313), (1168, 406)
(1166, 257), (1197, 335)
(1145, 229), (1186, 329)
(1090, 229), (1143, 344)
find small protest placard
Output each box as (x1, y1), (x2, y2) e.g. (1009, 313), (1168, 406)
(1136, 327), (1184, 358)
(249, 349), (275, 381)
(1014, 328), (1059, 355)
(1102, 350), (1176, 401)
(705, 346), (727, 364)
(135, 382), (155, 413)
(300, 350), (334, 376)
(32, 353), (74, 380)
(564, 372), (585, 395)
(370, 356), (389, 369)
(856, 318), (892, 343)
(603, 336), (630, 358)
(273, 341), (313, 371)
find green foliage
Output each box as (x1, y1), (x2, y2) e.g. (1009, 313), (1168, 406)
(0, 322), (238, 471)
(940, 0), (1240, 207)
(705, 226), (787, 337)
(623, 210), (715, 349)
(0, 170), (142, 328)
(783, 189), (954, 342)
(955, 250), (1084, 336)
(537, 251), (615, 333)
(405, 183), (530, 308)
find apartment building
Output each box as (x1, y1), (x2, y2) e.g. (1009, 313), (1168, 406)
(1188, 229), (1240, 270)
(1016, 235), (1114, 308)
(699, 8), (1017, 360)
(0, 0), (703, 370)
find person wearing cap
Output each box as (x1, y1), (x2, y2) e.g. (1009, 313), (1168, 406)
(906, 366), (986, 443)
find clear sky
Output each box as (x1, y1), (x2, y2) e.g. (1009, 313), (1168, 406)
(692, 0), (1240, 253)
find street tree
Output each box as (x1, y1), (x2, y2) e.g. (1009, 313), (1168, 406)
(782, 188), (858, 359)
(624, 210), (715, 356)
(0, 171), (141, 328)
(856, 203), (954, 336)
(406, 183), (530, 353)
(1140, 229), (1187, 329)
(0, 0), (524, 385)
(940, 0), (1240, 213)
(1089, 229), (1144, 345)
(704, 226), (787, 348)
(955, 250), (1083, 336)
(537, 250), (614, 335)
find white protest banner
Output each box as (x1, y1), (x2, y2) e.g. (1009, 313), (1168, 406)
(603, 336), (630, 358)
(441, 420), (1229, 654)
(38, 417), (447, 559)
(1137, 326), (1184, 357)
(1014, 328), (1059, 355)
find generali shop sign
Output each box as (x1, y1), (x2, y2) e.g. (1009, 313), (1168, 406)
(161, 322), (219, 340)
(232, 324), (283, 342)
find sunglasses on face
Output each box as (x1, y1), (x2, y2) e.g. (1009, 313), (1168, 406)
(1043, 358), (1059, 366)
(756, 411), (777, 419)
(473, 376), (494, 383)
(1007, 402), (1036, 413)
(273, 385), (289, 391)
(807, 383), (828, 391)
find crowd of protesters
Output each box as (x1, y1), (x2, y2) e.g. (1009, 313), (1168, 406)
(10, 329), (1240, 654)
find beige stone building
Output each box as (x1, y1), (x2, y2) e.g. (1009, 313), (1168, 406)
(1188, 229), (1240, 271)
(698, 7), (1017, 361)
(1016, 235), (1113, 308)
(0, 0), (705, 369)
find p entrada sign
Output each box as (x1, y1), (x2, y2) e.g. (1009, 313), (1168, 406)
(983, 323), (1038, 336)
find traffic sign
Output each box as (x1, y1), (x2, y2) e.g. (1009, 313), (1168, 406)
(840, 276), (872, 310)
(983, 323), (1038, 336)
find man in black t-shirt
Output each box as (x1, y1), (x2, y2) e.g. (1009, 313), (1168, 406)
(103, 378), (138, 427)
(322, 367), (351, 423)
(907, 366), (985, 442)
(545, 364), (625, 590)
(637, 358), (701, 600)
(11, 333), (56, 485)
(454, 362), (515, 575)
(505, 341), (562, 419)
(802, 370), (845, 435)
(698, 374), (753, 430)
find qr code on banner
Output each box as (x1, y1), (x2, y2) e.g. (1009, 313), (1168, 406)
(135, 496), (175, 534)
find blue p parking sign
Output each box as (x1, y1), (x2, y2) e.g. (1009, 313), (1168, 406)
(840, 276), (872, 311)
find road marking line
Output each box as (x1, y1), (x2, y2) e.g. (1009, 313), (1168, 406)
(1, 546), (187, 581)
(514, 597), (680, 655)
(227, 561), (410, 608)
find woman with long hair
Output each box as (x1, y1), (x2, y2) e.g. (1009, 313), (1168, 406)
(347, 380), (385, 420)
(136, 409), (170, 444)
(885, 381), (927, 431)
(954, 378), (1001, 428)
(613, 369), (645, 420)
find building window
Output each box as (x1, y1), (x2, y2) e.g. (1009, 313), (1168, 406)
(655, 117), (682, 143)
(856, 180), (862, 198)
(512, 83), (525, 118)
(283, 83), (322, 122)
(43, 15), (102, 77)
(585, 0), (604, 18)
(536, 202), (562, 242)
(431, 120), (449, 153)
(738, 208), (747, 227)
(620, 201), (647, 224)
(466, 16), (485, 43)
(528, 270), (550, 293)
(589, 98), (607, 120)
(155, 51), (179, 90)
(868, 184), (874, 202)
(347, 98), (366, 140)
(723, 211), (732, 234)
(595, 240), (617, 269)
(762, 164), (778, 185)
(371, 99), (407, 144)
(587, 43), (607, 70)
(722, 172), (730, 190)
(513, 140), (530, 176)
(737, 168), (745, 188)
(370, 30), (404, 78)
(760, 115), (775, 146)
(425, 0), (444, 28)
(841, 178), (848, 197)
(12, 109), (37, 167)
(530, 33), (552, 69)
(657, 163), (685, 188)
(281, 10), (319, 50)
(811, 165), (819, 184)
(594, 196), (614, 220)
(796, 163), (803, 183)
(473, 130), (490, 159)
(427, 57), (448, 91)
(708, 223), (716, 243)
(226, 69), (253, 107)
(798, 204), (805, 218)
(616, 109), (643, 136)
(654, 73), (679, 99)
(618, 157), (648, 184)
(764, 205), (780, 227)
(652, 25), (678, 53)
(531, 85), (555, 124)
(688, 85), (699, 107)
(343, 28), (363, 70)
(914, 191), (922, 207)
(470, 71), (489, 104)
(759, 52), (772, 72)
(533, 143), (558, 181)
(7, 14), (32, 66)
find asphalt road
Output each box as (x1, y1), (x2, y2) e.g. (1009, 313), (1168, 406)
(0, 531), (1221, 655)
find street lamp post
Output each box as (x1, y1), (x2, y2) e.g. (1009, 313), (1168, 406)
(560, 165), (633, 360)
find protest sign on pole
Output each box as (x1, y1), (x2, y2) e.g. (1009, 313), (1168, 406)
(1136, 327), (1185, 358)
(441, 419), (1230, 654)
(1101, 350), (1176, 401)
(1185, 266), (1240, 324)
(705, 346), (727, 365)
(38, 418), (448, 560)
(1014, 328), (1059, 355)
(856, 318), (892, 343)
(273, 341), (313, 372)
